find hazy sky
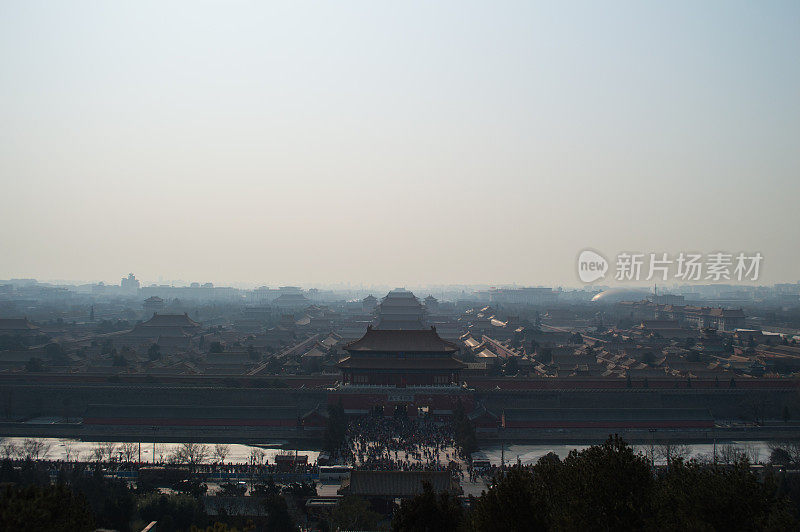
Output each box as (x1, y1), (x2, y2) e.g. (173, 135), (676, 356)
(1, 1), (798, 287)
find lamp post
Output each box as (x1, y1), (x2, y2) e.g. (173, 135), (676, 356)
(713, 425), (717, 466)
(648, 428), (657, 471)
(151, 426), (159, 463)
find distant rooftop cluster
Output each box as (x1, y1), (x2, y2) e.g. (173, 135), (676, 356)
(0, 278), (798, 384)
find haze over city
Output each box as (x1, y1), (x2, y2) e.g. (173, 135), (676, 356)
(2, 3), (800, 530)
(2, 1), (799, 286)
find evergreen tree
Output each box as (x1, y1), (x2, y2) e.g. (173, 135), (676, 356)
(323, 400), (347, 457)
(392, 482), (465, 532)
(453, 401), (477, 455)
(0, 484), (95, 532)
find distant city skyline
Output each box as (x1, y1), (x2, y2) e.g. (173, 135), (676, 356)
(2, 272), (798, 294)
(2, 2), (799, 286)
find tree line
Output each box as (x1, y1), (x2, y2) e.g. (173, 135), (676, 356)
(0, 459), (298, 531)
(392, 436), (798, 531)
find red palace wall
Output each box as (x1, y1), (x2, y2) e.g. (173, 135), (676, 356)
(83, 417), (298, 427)
(502, 420), (714, 429)
(329, 390), (474, 416)
(469, 377), (798, 391)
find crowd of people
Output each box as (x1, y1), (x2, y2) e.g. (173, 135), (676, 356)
(339, 414), (467, 478)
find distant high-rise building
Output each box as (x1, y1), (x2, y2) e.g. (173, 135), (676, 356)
(487, 287), (557, 305)
(649, 293), (685, 306)
(121, 273), (140, 293)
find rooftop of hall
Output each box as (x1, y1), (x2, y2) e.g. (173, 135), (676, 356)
(337, 356), (466, 369)
(344, 326), (459, 353)
(380, 289), (421, 302)
(272, 293), (311, 302)
(340, 470), (458, 498)
(139, 312), (201, 328)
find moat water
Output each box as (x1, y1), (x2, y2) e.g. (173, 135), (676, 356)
(0, 437), (319, 465)
(0, 436), (779, 466)
(482, 440), (772, 465)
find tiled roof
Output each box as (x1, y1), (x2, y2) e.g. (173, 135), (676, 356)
(302, 347), (326, 358)
(337, 356), (465, 370)
(345, 327), (459, 353)
(340, 470), (456, 498)
(141, 313), (200, 328)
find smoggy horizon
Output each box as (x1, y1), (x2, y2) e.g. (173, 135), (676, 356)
(2, 2), (799, 286)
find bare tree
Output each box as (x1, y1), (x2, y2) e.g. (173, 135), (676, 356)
(100, 442), (117, 461)
(21, 438), (51, 460)
(173, 442), (210, 468)
(718, 443), (746, 464)
(655, 442), (692, 465)
(120, 442), (138, 463)
(635, 444), (656, 466)
(63, 441), (75, 462)
(0, 439), (18, 460)
(768, 439), (800, 465)
(785, 440), (800, 463)
(213, 443), (231, 464)
(154, 443), (167, 463)
(249, 448), (266, 466)
(742, 442), (760, 464)
(91, 444), (105, 463)
(166, 450), (181, 465)
(692, 452), (715, 465)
